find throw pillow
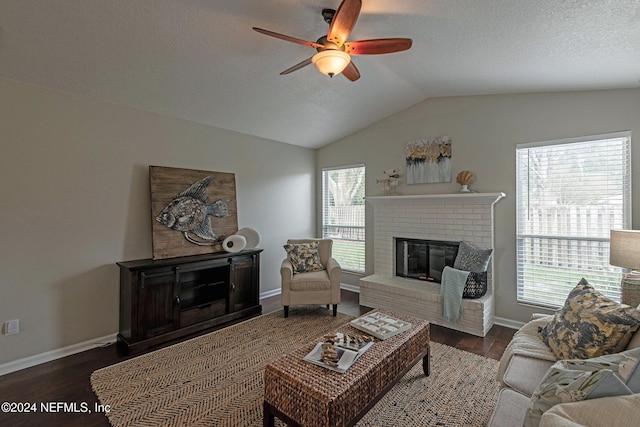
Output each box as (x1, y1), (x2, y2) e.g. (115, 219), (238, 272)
(524, 347), (640, 427)
(453, 241), (493, 273)
(562, 347), (640, 392)
(283, 241), (325, 274)
(539, 279), (640, 360)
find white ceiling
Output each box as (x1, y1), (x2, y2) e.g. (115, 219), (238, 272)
(1, 0), (639, 149)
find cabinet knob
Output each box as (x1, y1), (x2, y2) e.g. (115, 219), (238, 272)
(174, 295), (181, 308)
(231, 282), (235, 292)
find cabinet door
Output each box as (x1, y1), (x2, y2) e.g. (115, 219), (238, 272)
(139, 270), (179, 338)
(229, 254), (258, 312)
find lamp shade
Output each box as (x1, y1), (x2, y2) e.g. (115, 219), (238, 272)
(610, 229), (640, 270)
(311, 50), (350, 77)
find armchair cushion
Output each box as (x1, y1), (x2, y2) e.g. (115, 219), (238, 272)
(284, 241), (325, 274)
(289, 270), (332, 290)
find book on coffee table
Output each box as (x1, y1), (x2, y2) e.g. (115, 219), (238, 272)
(349, 312), (412, 340)
(303, 340), (373, 374)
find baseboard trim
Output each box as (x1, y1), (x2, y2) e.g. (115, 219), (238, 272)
(0, 333), (117, 377)
(340, 283), (360, 293)
(493, 316), (524, 330)
(260, 288), (281, 299)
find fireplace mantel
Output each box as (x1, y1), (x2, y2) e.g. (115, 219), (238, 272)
(366, 192), (505, 206)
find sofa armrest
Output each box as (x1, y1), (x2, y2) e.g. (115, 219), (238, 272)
(540, 394), (640, 427)
(531, 313), (553, 321)
(497, 315), (556, 386)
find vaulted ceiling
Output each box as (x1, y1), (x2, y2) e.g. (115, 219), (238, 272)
(1, 0), (639, 148)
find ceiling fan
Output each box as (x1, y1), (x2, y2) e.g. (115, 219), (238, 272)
(253, 0), (412, 81)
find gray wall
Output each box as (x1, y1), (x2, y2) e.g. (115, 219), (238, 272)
(0, 78), (316, 366)
(317, 89), (640, 324)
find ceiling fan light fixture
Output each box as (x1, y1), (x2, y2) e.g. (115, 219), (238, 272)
(254, 0), (410, 82)
(311, 50), (350, 77)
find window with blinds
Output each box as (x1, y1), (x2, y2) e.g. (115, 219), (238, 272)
(322, 165), (365, 273)
(516, 132), (631, 307)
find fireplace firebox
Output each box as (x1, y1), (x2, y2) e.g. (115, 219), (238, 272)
(395, 238), (459, 282)
(394, 237), (488, 298)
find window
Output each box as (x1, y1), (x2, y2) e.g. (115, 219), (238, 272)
(322, 165), (365, 273)
(516, 132), (631, 307)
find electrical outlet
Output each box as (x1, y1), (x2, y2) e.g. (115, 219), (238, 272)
(4, 319), (19, 335)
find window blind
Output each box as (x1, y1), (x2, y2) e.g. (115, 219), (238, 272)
(516, 132), (631, 307)
(322, 165), (366, 273)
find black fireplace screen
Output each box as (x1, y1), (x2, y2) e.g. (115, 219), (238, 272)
(395, 238), (459, 283)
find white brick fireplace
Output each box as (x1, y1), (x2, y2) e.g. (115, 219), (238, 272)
(360, 193), (505, 336)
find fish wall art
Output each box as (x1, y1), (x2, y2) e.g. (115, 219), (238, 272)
(150, 166), (238, 259)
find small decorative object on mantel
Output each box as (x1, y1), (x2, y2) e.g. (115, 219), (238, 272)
(376, 168), (401, 195)
(456, 170), (475, 192)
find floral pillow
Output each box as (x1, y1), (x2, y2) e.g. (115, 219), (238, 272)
(524, 347), (640, 427)
(453, 241), (493, 273)
(283, 241), (324, 274)
(539, 279), (640, 359)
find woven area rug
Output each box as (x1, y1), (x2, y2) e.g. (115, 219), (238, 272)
(92, 308), (499, 427)
(357, 342), (500, 426)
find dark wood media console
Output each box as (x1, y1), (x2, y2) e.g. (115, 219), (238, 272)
(117, 249), (262, 353)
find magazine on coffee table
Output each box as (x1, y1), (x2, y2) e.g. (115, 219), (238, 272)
(303, 339), (374, 373)
(349, 312), (412, 340)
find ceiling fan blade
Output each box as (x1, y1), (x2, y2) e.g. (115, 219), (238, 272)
(280, 57), (314, 75)
(342, 60), (361, 81)
(344, 38), (413, 55)
(253, 27), (324, 49)
(327, 0), (362, 47)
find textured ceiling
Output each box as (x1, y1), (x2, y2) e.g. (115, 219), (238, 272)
(1, 0), (639, 148)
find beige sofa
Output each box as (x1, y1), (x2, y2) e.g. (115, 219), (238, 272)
(488, 314), (640, 427)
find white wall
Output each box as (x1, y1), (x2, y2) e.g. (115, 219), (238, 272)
(317, 88), (640, 324)
(0, 78), (316, 366)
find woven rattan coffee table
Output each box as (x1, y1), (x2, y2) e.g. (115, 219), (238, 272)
(263, 310), (430, 427)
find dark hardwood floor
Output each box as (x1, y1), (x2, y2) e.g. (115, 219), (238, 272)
(0, 290), (515, 427)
